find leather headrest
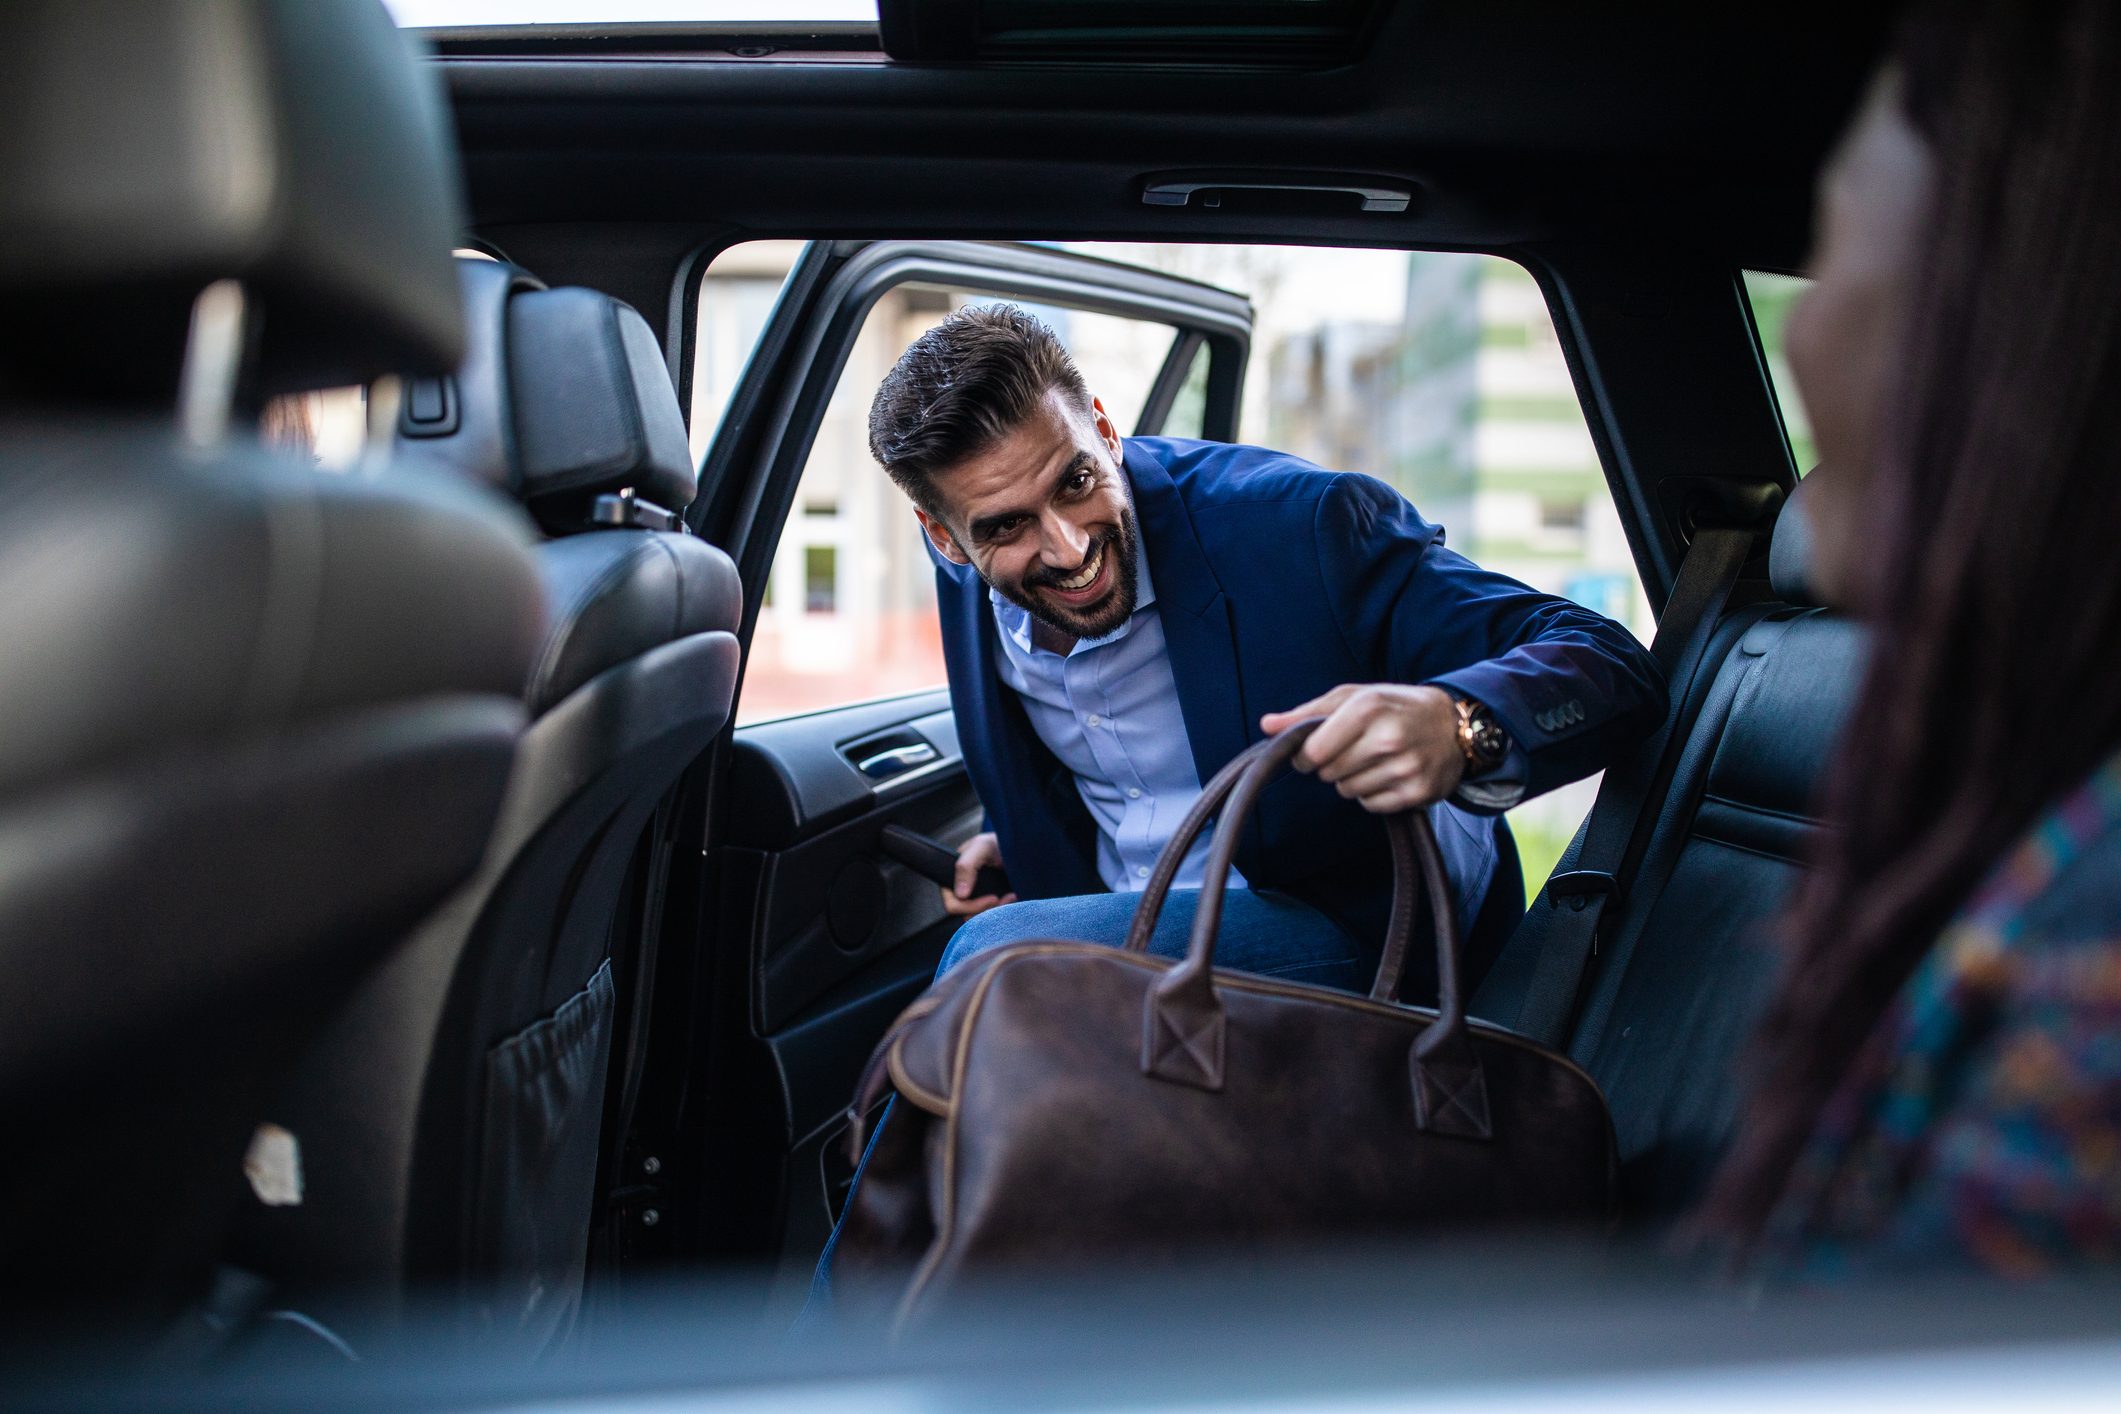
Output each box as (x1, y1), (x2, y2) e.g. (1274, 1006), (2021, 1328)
(397, 257), (697, 524)
(0, 0), (465, 395)
(1769, 470), (1822, 607)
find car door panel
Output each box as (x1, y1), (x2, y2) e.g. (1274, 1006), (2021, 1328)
(726, 690), (978, 1032)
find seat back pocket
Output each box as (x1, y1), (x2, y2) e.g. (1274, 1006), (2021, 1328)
(475, 957), (616, 1345)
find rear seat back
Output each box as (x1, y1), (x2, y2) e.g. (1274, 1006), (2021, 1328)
(1574, 606), (1863, 1216)
(1475, 476), (1864, 1220)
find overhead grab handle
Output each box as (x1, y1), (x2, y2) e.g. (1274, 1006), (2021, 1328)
(1140, 172), (1416, 214)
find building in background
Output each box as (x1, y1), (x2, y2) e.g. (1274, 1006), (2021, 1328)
(1266, 255), (1650, 640)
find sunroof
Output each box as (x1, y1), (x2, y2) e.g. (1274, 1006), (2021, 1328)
(385, 0), (876, 26)
(878, 0), (1380, 68)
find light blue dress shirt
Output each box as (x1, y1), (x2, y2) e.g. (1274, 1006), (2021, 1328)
(991, 530), (1531, 903)
(991, 537), (1242, 893)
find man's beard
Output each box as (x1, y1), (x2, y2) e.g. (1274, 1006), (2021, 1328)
(986, 512), (1140, 642)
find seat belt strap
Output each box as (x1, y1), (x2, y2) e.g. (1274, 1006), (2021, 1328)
(1511, 524), (1756, 1050)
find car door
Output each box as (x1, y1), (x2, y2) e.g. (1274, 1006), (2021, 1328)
(639, 241), (1251, 1299)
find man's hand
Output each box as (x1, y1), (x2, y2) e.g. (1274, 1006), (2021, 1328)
(1260, 684), (1464, 813)
(942, 831), (1017, 917)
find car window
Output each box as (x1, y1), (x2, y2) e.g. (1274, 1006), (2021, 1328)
(1070, 248), (1643, 903)
(255, 247), (510, 471)
(693, 251), (1204, 727)
(387, 1), (876, 23)
(697, 242), (1642, 898)
(1743, 271), (1816, 473)
(261, 387), (370, 468)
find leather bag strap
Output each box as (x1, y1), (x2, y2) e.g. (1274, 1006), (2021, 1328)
(1510, 523), (1755, 1049)
(1135, 720), (1483, 1139)
(1124, 724), (1426, 1001)
(1121, 743), (1270, 953)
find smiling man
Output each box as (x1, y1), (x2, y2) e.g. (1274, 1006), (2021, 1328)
(879, 304), (1665, 998)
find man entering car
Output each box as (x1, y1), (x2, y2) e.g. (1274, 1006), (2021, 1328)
(788, 303), (1665, 1328)
(879, 303), (1665, 999)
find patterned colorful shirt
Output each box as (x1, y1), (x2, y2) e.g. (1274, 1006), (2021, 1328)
(1767, 751), (2121, 1277)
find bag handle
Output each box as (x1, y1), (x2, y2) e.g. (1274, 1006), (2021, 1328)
(1120, 742), (1268, 955)
(1133, 721), (1493, 1139)
(1125, 722), (1426, 1002)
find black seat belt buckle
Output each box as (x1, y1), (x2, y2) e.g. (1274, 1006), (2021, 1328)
(1546, 870), (1623, 913)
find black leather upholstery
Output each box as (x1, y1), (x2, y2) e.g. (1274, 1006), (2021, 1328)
(246, 258), (741, 1346)
(400, 259), (698, 523)
(1474, 475), (1863, 1220)
(529, 531), (744, 714)
(508, 286), (697, 515)
(0, 0), (466, 394)
(0, 424), (539, 800)
(0, 433), (541, 1314)
(1768, 470), (1820, 605)
(0, 0), (543, 1330)
(1569, 609), (1862, 1216)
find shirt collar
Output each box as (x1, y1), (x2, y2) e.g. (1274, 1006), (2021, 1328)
(990, 527), (1156, 657)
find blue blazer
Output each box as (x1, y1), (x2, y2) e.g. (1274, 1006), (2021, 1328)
(935, 438), (1667, 996)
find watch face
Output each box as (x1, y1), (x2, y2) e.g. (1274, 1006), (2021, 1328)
(1459, 699), (1507, 767)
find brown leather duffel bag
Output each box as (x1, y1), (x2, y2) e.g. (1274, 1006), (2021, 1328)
(835, 720), (1617, 1328)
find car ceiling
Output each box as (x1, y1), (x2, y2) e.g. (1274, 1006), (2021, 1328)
(438, 0), (1894, 270)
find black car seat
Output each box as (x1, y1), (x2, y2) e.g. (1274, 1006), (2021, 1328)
(0, 0), (544, 1327)
(1474, 474), (1865, 1220)
(240, 257), (743, 1346)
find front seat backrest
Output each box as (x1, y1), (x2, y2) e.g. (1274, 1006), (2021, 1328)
(0, 0), (544, 1330)
(243, 256), (742, 1347)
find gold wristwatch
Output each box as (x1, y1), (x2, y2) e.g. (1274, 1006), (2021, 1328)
(1454, 696), (1510, 776)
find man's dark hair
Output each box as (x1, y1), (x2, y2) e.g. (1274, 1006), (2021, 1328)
(868, 304), (1091, 516)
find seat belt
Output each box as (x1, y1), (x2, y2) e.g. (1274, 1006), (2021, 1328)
(1511, 524), (1757, 1050)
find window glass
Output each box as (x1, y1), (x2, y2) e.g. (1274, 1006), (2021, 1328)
(386, 1), (875, 25)
(257, 247), (506, 470)
(1744, 271), (1816, 472)
(698, 242), (1640, 897)
(699, 250), (1199, 727)
(690, 240), (801, 465)
(1164, 341), (1211, 440)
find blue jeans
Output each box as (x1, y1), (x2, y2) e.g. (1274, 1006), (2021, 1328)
(791, 886), (1361, 1333)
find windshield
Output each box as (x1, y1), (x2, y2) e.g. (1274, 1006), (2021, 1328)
(385, 0), (876, 25)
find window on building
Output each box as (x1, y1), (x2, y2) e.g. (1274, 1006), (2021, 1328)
(803, 545), (838, 614)
(1744, 271), (1816, 473)
(1539, 498), (1587, 534)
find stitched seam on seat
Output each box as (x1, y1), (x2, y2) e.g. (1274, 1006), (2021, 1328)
(529, 539), (657, 707)
(612, 302), (650, 476)
(1697, 791), (1821, 827)
(1688, 827), (1810, 867)
(236, 475), (326, 727)
(655, 535), (685, 638)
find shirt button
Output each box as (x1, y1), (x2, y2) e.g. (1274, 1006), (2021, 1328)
(1086, 714), (1103, 728)
(1127, 787), (1142, 799)
(1136, 865), (1150, 878)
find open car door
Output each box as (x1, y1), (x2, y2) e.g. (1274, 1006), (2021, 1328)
(631, 241), (1251, 1303)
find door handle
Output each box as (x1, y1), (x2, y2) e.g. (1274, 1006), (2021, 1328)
(880, 825), (1011, 900)
(1141, 175), (1414, 214)
(853, 742), (939, 780)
